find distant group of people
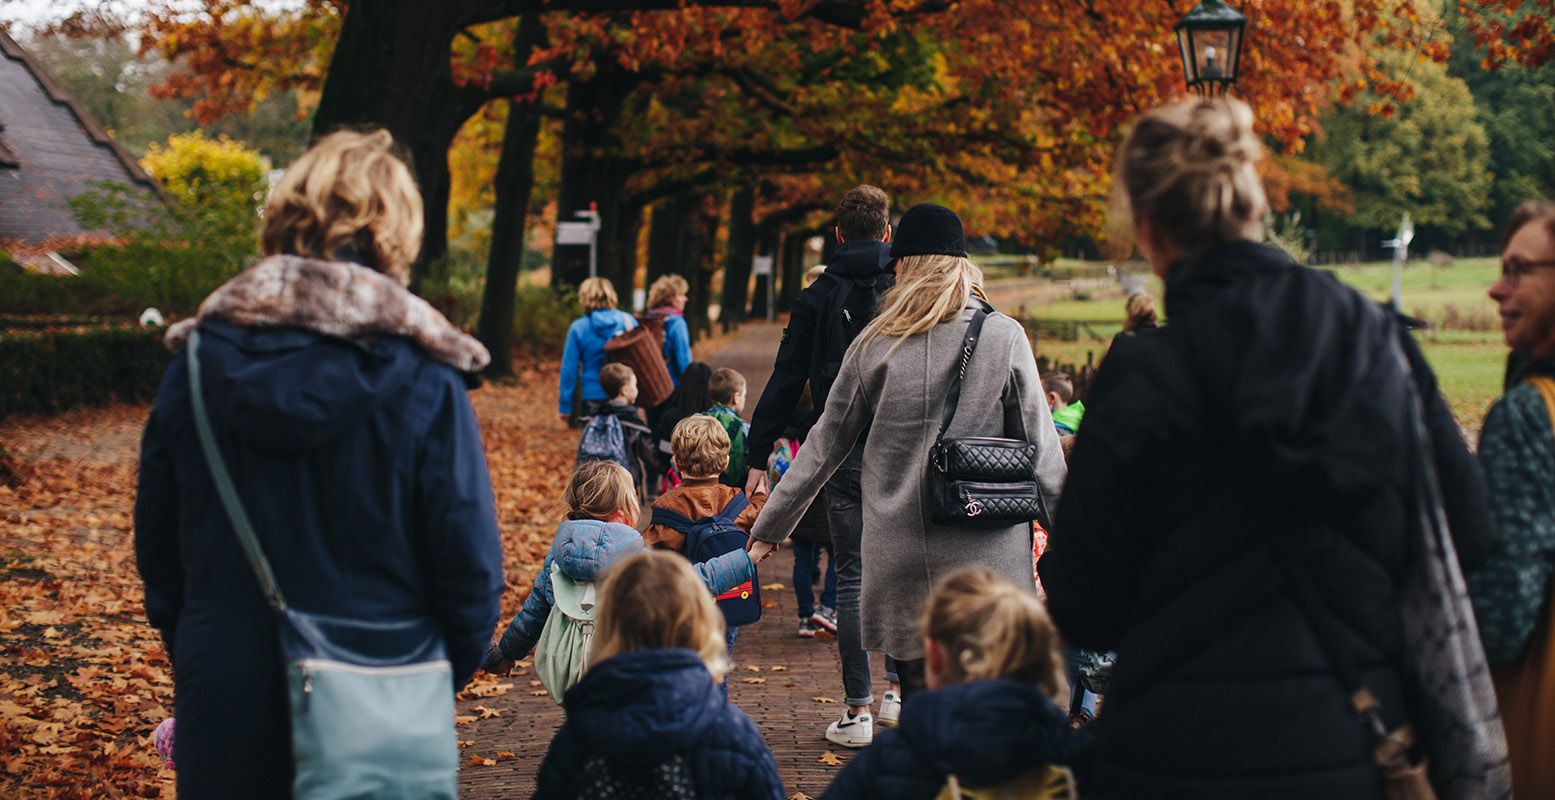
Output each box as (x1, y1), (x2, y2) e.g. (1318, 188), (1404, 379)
(133, 95), (1555, 800)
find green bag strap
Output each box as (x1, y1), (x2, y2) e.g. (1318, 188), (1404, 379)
(548, 562), (596, 622)
(186, 329), (288, 612)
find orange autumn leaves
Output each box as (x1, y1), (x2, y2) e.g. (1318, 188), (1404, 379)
(0, 360), (573, 797)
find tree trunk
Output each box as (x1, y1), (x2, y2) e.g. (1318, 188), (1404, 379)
(821, 228), (838, 265)
(749, 232), (778, 319)
(648, 196), (692, 287)
(311, 1), (483, 287)
(474, 15), (546, 378)
(610, 203), (646, 307)
(719, 184), (757, 331)
(552, 64), (639, 290)
(779, 230), (809, 311)
(684, 193), (722, 340)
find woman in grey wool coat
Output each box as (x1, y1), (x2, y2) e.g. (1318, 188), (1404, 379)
(749, 203), (1066, 697)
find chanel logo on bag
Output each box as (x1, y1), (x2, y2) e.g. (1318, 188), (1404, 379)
(965, 497), (984, 517)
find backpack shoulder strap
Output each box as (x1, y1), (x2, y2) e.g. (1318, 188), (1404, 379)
(716, 492), (750, 522)
(1526, 376), (1555, 430)
(650, 506), (697, 532)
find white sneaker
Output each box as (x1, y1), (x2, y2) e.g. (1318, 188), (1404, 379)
(877, 691), (902, 728)
(825, 710), (874, 748)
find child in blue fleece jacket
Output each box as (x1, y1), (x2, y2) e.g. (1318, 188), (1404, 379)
(481, 461), (754, 674)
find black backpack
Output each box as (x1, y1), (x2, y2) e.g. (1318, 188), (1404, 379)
(809, 271), (891, 410)
(650, 494), (761, 627)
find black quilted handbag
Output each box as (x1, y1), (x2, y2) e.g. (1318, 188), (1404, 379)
(928, 304), (1047, 528)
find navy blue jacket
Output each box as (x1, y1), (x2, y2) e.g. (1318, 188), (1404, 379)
(134, 320), (505, 799)
(824, 680), (1090, 799)
(536, 649), (784, 799)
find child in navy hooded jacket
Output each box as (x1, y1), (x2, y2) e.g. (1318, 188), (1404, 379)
(825, 568), (1091, 799)
(481, 461), (753, 675)
(535, 551), (784, 800)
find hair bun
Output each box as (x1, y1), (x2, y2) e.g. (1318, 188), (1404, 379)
(1118, 98), (1267, 249)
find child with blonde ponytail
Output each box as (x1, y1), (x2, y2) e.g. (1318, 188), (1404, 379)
(534, 552), (784, 799)
(824, 568), (1090, 799)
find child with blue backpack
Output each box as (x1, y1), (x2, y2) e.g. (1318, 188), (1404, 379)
(576, 363), (656, 491)
(479, 461), (753, 701)
(645, 415), (768, 682)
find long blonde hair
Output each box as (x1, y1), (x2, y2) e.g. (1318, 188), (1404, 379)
(588, 551), (730, 680)
(922, 568), (1066, 701)
(857, 254), (984, 358)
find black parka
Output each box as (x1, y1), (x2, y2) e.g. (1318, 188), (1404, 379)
(1038, 241), (1494, 799)
(746, 240), (892, 470)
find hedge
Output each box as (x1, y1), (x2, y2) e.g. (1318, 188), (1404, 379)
(0, 325), (169, 420)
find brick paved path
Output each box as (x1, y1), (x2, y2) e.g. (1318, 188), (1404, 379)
(459, 321), (886, 799)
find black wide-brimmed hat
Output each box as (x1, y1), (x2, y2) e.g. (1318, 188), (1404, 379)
(889, 203), (968, 260)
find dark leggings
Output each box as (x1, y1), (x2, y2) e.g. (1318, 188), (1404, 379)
(893, 658), (929, 702)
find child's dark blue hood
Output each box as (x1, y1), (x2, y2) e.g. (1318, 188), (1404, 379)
(197, 320), (429, 454)
(563, 649), (724, 765)
(898, 679), (1081, 786)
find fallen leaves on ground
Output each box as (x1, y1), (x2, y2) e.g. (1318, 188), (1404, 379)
(817, 751), (845, 766)
(741, 677), (767, 684)
(761, 583), (786, 591)
(812, 696), (837, 704)
(0, 360), (574, 797)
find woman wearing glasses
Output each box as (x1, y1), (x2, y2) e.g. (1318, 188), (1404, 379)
(1469, 201), (1555, 796)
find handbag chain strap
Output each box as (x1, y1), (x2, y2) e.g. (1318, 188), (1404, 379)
(936, 302), (993, 447)
(186, 329), (289, 612)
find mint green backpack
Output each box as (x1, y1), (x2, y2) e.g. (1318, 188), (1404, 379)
(534, 562), (598, 705)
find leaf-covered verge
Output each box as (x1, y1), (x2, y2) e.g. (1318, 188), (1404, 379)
(0, 359), (573, 798)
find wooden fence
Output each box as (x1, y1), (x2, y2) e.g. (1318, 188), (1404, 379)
(1018, 317), (1119, 343)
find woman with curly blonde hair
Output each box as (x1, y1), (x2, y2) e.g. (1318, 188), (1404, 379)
(645, 274), (694, 385)
(135, 129), (504, 798)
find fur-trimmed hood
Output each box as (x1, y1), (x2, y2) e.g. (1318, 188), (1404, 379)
(166, 254), (489, 372)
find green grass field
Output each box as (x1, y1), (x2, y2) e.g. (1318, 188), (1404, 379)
(998, 257), (1509, 430)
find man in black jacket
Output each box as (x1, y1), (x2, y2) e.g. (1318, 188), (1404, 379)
(745, 184), (897, 747)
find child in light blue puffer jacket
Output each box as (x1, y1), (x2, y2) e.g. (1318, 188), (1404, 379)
(481, 461), (754, 674)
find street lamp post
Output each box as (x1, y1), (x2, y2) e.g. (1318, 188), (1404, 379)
(1176, 0), (1247, 97)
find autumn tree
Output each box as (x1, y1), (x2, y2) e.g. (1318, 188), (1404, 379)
(1449, 2), (1555, 227)
(115, 0), (1443, 361)
(1461, 0), (1555, 68)
(1306, 49), (1493, 250)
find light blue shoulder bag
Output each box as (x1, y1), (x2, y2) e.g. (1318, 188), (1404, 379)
(186, 329), (459, 799)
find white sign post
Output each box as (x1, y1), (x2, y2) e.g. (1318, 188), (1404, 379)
(752, 254), (775, 322)
(1381, 212), (1414, 312)
(556, 208), (603, 278)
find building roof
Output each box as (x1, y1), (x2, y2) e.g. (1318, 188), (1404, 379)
(0, 29), (158, 247)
